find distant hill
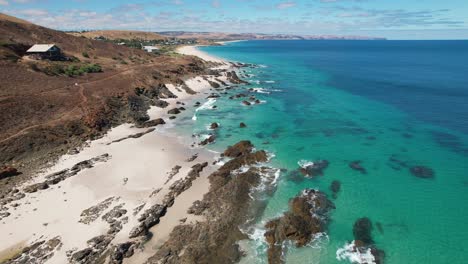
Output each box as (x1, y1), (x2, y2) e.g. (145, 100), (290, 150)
(69, 30), (166, 41)
(158, 31), (386, 41)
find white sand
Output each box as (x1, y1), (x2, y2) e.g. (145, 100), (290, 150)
(0, 77), (222, 263)
(176, 45), (226, 64)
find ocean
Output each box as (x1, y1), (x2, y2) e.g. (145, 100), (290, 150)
(172, 40), (468, 263)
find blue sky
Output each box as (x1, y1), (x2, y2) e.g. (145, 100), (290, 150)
(1, 0), (468, 39)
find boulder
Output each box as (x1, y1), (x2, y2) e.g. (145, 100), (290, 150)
(242, 101), (251, 106)
(240, 122), (247, 128)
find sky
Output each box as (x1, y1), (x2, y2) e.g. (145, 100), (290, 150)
(1, 0), (468, 39)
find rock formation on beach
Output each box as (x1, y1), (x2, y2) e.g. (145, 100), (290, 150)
(145, 141), (270, 264)
(264, 189), (335, 264)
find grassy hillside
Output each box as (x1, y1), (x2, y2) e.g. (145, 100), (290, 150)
(0, 13), (210, 180)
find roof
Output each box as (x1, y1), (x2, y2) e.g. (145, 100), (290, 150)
(27, 44), (57, 53)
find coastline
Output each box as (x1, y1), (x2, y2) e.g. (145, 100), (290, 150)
(176, 45), (226, 63)
(0, 46), (247, 263)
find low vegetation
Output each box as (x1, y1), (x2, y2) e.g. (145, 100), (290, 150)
(37, 63), (102, 76)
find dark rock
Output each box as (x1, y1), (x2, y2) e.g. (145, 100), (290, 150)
(167, 108), (181, 115)
(242, 101), (251, 106)
(178, 107), (186, 111)
(0, 166), (21, 180)
(239, 122), (247, 128)
(136, 118), (165, 128)
(410, 166), (435, 179)
(169, 116), (176, 120)
(71, 248), (92, 262)
(349, 161), (367, 174)
(210, 123), (219, 130)
(200, 135), (216, 145)
(24, 182), (49, 193)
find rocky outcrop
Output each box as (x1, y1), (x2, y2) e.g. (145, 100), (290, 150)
(226, 71), (249, 84)
(410, 166), (434, 179)
(108, 129), (155, 145)
(145, 142), (270, 264)
(264, 189), (335, 264)
(223, 140), (254, 158)
(4, 237), (62, 264)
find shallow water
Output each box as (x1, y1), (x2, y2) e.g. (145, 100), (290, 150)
(170, 40), (468, 263)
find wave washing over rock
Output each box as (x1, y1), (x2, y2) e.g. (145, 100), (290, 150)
(264, 189), (335, 264)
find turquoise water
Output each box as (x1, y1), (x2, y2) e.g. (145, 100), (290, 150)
(173, 40), (468, 263)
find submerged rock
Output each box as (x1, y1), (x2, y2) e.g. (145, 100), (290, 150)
(349, 161), (367, 174)
(240, 122), (247, 128)
(330, 180), (341, 198)
(300, 160), (329, 177)
(264, 189), (335, 263)
(353, 217), (373, 244)
(410, 166), (434, 179)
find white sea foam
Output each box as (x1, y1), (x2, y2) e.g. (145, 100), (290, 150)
(192, 98), (217, 121)
(298, 159), (315, 169)
(251, 88), (271, 94)
(264, 80), (275, 83)
(336, 241), (376, 264)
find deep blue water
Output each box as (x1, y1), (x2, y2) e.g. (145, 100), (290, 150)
(172, 40), (468, 263)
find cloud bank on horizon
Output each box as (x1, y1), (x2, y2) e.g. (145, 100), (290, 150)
(1, 0), (467, 39)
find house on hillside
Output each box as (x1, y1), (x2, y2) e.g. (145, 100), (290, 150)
(26, 44), (62, 60)
(142, 45), (159, 53)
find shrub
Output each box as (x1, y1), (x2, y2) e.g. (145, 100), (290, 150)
(82, 52), (90, 58)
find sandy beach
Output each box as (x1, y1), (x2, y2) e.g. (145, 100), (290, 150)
(176, 45), (226, 63)
(0, 55), (234, 263)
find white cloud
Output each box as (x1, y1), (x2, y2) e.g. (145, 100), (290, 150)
(212, 0), (221, 8)
(0, 0), (9, 6)
(276, 1), (296, 10)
